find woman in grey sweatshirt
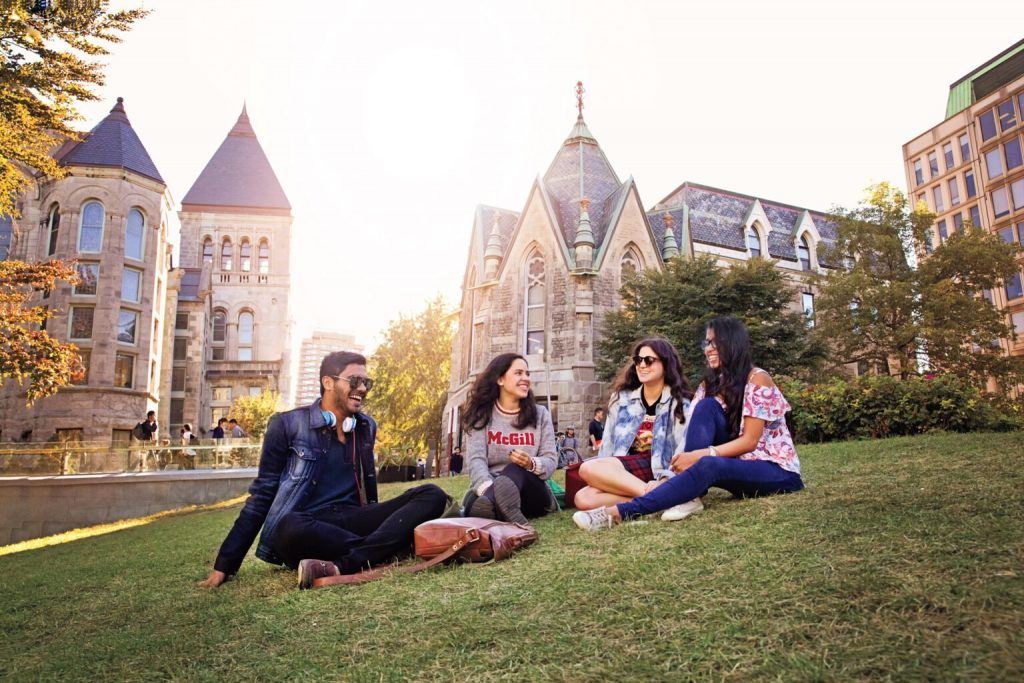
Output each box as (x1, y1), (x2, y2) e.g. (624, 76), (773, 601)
(461, 353), (558, 525)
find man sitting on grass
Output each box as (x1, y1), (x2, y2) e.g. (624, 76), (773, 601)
(199, 351), (448, 589)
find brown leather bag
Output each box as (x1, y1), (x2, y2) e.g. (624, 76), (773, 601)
(312, 517), (538, 588)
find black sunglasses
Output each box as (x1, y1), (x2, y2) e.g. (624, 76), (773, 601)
(333, 375), (374, 391)
(701, 339), (717, 351)
(632, 355), (660, 367)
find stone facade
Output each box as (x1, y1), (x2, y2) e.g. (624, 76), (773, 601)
(177, 106), (294, 432)
(0, 100), (293, 443)
(442, 106), (837, 456)
(0, 100), (174, 443)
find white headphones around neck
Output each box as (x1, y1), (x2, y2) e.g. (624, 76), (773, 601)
(322, 409), (356, 433)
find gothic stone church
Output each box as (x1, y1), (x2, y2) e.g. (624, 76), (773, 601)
(444, 99), (837, 451)
(0, 100), (292, 445)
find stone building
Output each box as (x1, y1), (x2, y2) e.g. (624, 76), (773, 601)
(902, 38), (1024, 378)
(294, 331), (363, 407)
(177, 105), (294, 432)
(0, 98), (175, 444)
(0, 101), (293, 443)
(443, 92), (836, 455)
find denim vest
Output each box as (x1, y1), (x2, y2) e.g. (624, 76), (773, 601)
(213, 399), (379, 575)
(597, 387), (689, 479)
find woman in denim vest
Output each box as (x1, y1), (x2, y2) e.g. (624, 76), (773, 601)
(574, 338), (698, 516)
(573, 317), (804, 531)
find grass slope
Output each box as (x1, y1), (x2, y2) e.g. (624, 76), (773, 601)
(1, 432), (1022, 682)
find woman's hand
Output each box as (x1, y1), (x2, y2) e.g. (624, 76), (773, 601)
(670, 451), (705, 474)
(643, 478), (666, 494)
(509, 449), (532, 469)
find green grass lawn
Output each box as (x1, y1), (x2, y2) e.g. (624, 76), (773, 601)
(1, 432), (1022, 682)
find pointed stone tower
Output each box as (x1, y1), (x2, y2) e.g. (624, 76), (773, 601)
(0, 98), (175, 443)
(179, 105), (294, 424)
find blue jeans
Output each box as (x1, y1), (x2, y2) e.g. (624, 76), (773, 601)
(617, 397), (803, 518)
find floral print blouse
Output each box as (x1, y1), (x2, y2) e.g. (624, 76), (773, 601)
(689, 369), (800, 474)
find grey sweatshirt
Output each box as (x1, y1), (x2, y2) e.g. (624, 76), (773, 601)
(466, 404), (558, 492)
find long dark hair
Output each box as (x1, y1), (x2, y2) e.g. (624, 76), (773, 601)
(610, 338), (692, 424)
(462, 353), (539, 431)
(700, 316), (753, 439)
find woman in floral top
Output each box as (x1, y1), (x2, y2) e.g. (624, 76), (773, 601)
(574, 316), (804, 531)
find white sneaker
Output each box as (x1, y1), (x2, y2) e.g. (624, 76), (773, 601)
(661, 498), (704, 522)
(573, 507), (614, 531)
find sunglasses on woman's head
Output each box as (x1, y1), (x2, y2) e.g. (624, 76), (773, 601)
(632, 355), (660, 367)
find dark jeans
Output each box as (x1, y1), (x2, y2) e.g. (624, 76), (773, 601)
(271, 484), (448, 574)
(484, 464), (554, 519)
(617, 397), (803, 519)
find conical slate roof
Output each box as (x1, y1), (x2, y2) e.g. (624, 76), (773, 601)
(542, 114), (622, 249)
(181, 105), (291, 214)
(60, 97), (164, 183)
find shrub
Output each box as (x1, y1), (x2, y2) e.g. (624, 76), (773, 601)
(782, 375), (1021, 443)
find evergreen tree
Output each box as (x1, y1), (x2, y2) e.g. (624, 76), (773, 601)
(597, 254), (825, 384)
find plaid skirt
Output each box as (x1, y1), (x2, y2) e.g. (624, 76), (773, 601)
(616, 453), (654, 482)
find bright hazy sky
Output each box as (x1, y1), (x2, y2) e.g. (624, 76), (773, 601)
(83, 1), (1023, 351)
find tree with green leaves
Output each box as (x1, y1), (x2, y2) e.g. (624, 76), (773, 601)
(814, 182), (1022, 385)
(229, 389), (283, 439)
(368, 295), (454, 462)
(597, 254), (825, 384)
(0, 258), (82, 403)
(1, 0), (148, 220)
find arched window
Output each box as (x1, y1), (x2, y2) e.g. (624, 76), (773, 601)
(211, 309), (226, 361)
(47, 204), (60, 256)
(747, 225), (762, 257)
(202, 237), (214, 264)
(239, 239), (252, 272)
(258, 239), (270, 274)
(798, 234), (812, 270)
(524, 253), (545, 356)
(621, 251), (640, 277)
(221, 238), (233, 271)
(238, 311), (254, 361)
(212, 310), (226, 342)
(78, 201), (104, 252)
(125, 208), (144, 260)
(0, 214), (12, 261)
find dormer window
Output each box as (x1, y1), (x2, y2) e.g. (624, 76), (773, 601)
(798, 234), (812, 271)
(746, 225), (762, 258)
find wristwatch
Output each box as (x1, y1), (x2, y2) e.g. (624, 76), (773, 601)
(708, 445), (719, 457)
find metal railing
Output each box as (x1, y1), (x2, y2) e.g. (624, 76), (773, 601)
(0, 439), (262, 476)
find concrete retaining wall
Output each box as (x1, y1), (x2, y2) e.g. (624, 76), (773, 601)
(0, 468), (256, 546)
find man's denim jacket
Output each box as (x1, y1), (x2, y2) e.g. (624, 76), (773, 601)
(213, 399), (379, 575)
